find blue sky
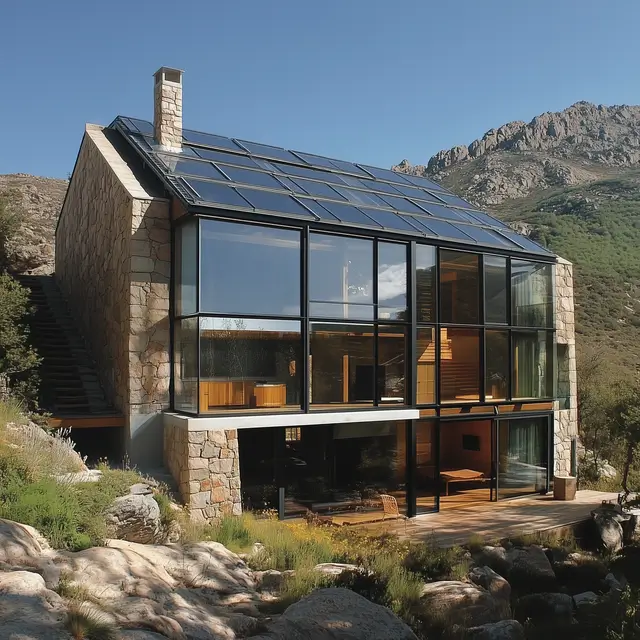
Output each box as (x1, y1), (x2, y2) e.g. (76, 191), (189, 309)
(4, 0), (640, 179)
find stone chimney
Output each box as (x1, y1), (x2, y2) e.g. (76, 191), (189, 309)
(153, 67), (183, 151)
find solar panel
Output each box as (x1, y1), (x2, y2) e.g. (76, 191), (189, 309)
(434, 192), (477, 209)
(332, 186), (387, 208)
(236, 188), (316, 218)
(112, 116), (553, 257)
(378, 194), (429, 215)
(290, 177), (345, 200)
(183, 129), (244, 152)
(236, 140), (301, 164)
(192, 147), (260, 168)
(157, 155), (227, 180)
(315, 201), (383, 228)
(216, 165), (285, 190)
(184, 178), (251, 208)
(357, 208), (423, 233)
(402, 173), (447, 192)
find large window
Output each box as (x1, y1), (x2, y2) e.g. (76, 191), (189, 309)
(378, 326), (406, 404)
(440, 328), (480, 402)
(173, 318), (198, 412)
(484, 256), (507, 324)
(199, 317), (301, 412)
(513, 331), (554, 399)
(416, 245), (437, 322)
(511, 261), (553, 327)
(282, 422), (406, 518)
(486, 330), (509, 401)
(416, 328), (436, 405)
(498, 417), (549, 498)
(378, 242), (407, 320)
(309, 234), (373, 320)
(175, 221), (197, 316)
(200, 220), (301, 316)
(440, 251), (480, 324)
(310, 323), (374, 407)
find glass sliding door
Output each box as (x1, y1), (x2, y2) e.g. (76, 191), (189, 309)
(497, 417), (549, 499)
(415, 420), (438, 513)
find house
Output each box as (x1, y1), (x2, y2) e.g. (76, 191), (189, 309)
(55, 67), (577, 521)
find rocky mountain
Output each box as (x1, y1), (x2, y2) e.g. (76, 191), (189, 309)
(395, 101), (640, 374)
(0, 174), (67, 275)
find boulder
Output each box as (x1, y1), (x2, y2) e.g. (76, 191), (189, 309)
(0, 518), (52, 565)
(314, 562), (362, 576)
(573, 591), (599, 608)
(515, 592), (573, 626)
(465, 620), (525, 639)
(105, 493), (163, 544)
(55, 469), (103, 484)
(604, 572), (624, 593)
(591, 508), (628, 553)
(0, 570), (67, 639)
(254, 569), (294, 591)
(129, 482), (154, 495)
(420, 580), (506, 627)
(469, 566), (511, 613)
(121, 632), (171, 640)
(507, 546), (556, 592)
(475, 546), (511, 577)
(251, 587), (419, 639)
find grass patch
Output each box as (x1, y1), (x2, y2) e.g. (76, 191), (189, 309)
(65, 604), (117, 640)
(153, 491), (177, 530)
(509, 529), (579, 553)
(0, 398), (25, 426)
(404, 539), (469, 582)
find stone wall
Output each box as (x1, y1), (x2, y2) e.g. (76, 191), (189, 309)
(164, 423), (242, 521)
(56, 124), (170, 466)
(55, 125), (132, 413)
(554, 258), (579, 475)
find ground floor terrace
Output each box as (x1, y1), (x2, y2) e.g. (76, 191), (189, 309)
(236, 410), (559, 522)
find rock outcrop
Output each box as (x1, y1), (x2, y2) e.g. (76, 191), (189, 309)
(251, 587), (419, 640)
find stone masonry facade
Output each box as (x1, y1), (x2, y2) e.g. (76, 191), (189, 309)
(164, 423), (242, 521)
(554, 257), (579, 476)
(154, 69), (182, 151)
(56, 124), (171, 465)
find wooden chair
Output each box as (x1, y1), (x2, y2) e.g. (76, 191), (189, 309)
(380, 494), (408, 533)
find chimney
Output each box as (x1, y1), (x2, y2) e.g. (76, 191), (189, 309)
(153, 67), (183, 151)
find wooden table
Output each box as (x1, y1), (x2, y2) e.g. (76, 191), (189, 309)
(440, 469), (487, 496)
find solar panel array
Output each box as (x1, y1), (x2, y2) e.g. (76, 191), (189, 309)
(113, 116), (553, 256)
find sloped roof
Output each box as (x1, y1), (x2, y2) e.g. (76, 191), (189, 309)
(111, 116), (552, 258)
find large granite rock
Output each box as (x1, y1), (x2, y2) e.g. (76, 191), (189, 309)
(469, 566), (511, 612)
(420, 580), (506, 628)
(0, 519), (52, 566)
(465, 620), (525, 640)
(515, 592), (573, 626)
(591, 506), (630, 553)
(507, 546), (556, 592)
(252, 588), (418, 639)
(105, 493), (163, 544)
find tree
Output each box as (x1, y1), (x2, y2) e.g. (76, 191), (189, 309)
(610, 380), (640, 499)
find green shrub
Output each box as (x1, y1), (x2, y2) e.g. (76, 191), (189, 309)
(153, 491), (177, 530)
(404, 540), (469, 582)
(0, 273), (40, 407)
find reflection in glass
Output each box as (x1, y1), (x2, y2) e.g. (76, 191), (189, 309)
(284, 422), (406, 517)
(416, 328), (436, 405)
(498, 417), (548, 498)
(511, 261), (553, 327)
(557, 343), (571, 410)
(199, 317), (301, 412)
(486, 330), (509, 401)
(484, 256), (507, 324)
(173, 318), (198, 412)
(309, 234), (373, 320)
(513, 331), (554, 399)
(378, 326), (406, 405)
(416, 245), (436, 322)
(378, 243), (407, 320)
(310, 323), (374, 406)
(440, 328), (480, 402)
(416, 420), (437, 513)
(239, 428), (279, 511)
(440, 250), (480, 324)
(200, 220), (301, 316)
(175, 221), (197, 316)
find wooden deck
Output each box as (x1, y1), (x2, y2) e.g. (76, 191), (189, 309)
(357, 490), (620, 546)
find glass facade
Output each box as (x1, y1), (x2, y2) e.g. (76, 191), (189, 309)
(172, 217), (556, 414)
